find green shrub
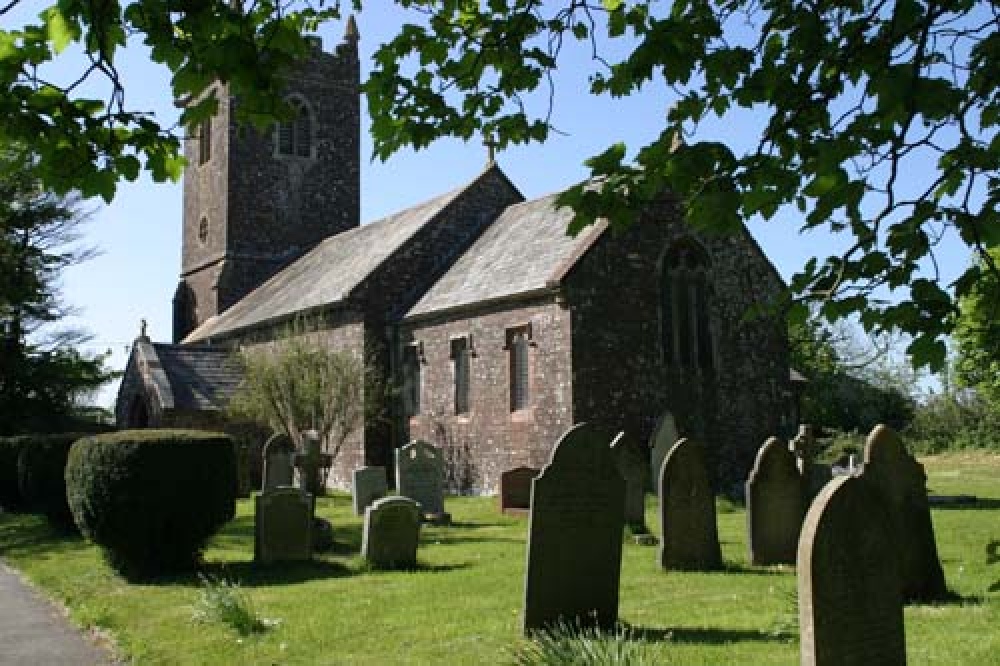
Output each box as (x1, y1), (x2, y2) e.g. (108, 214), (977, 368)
(16, 433), (83, 530)
(66, 429), (237, 580)
(0, 436), (31, 510)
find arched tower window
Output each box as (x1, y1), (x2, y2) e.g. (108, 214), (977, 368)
(661, 239), (715, 372)
(275, 97), (314, 158)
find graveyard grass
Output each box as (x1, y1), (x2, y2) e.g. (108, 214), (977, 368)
(0, 452), (998, 665)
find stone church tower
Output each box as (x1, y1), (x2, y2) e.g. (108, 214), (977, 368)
(173, 22), (361, 342)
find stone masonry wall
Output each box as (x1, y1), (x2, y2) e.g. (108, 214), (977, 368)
(176, 36), (360, 340)
(402, 297), (574, 494)
(566, 199), (789, 489)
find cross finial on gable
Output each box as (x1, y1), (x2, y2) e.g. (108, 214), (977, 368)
(484, 132), (498, 165)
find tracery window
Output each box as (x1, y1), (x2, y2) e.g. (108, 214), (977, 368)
(661, 239), (715, 372)
(506, 325), (532, 411)
(275, 97), (313, 158)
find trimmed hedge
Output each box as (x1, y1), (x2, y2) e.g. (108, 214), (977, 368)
(0, 437), (31, 510)
(16, 433), (83, 530)
(66, 429), (237, 580)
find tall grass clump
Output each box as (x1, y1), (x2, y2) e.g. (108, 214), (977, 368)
(192, 574), (279, 636)
(511, 620), (660, 666)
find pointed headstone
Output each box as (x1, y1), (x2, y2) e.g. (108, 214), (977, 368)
(746, 437), (804, 565)
(648, 411), (678, 491)
(658, 437), (722, 571)
(523, 423), (624, 633)
(611, 431), (648, 528)
(395, 440), (445, 516)
(860, 424), (948, 602)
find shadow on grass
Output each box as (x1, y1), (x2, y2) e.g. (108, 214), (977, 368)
(907, 588), (984, 606)
(626, 624), (794, 644)
(721, 562), (794, 576)
(0, 518), (91, 559)
(929, 497), (1000, 511)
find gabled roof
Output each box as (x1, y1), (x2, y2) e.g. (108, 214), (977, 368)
(405, 192), (606, 319)
(184, 179), (476, 343)
(153, 344), (243, 411)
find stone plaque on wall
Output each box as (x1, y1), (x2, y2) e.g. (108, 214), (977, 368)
(746, 436), (804, 566)
(500, 467), (538, 515)
(861, 424), (948, 602)
(648, 411), (678, 491)
(658, 437), (722, 571)
(798, 475), (905, 666)
(523, 423), (624, 633)
(254, 487), (313, 564)
(611, 431), (648, 528)
(395, 440), (445, 516)
(362, 496), (421, 569)
(353, 466), (388, 516)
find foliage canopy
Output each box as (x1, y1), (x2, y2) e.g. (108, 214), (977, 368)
(2, 1), (998, 367)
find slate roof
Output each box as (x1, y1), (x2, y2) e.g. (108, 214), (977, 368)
(405, 192), (606, 319)
(153, 344), (243, 411)
(183, 183), (469, 342)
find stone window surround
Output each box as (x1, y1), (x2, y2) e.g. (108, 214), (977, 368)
(274, 94), (317, 160)
(402, 340), (424, 419)
(504, 323), (534, 420)
(659, 238), (717, 375)
(449, 334), (473, 418)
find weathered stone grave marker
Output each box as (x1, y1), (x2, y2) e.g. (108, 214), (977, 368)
(523, 423), (624, 633)
(861, 423), (948, 602)
(395, 440), (446, 519)
(254, 487), (313, 564)
(362, 496), (421, 569)
(294, 431), (333, 496)
(658, 437), (722, 571)
(353, 466), (388, 516)
(791, 423), (832, 501)
(499, 467), (538, 515)
(611, 430), (648, 529)
(261, 432), (294, 491)
(648, 411), (678, 491)
(746, 436), (804, 566)
(798, 475), (905, 666)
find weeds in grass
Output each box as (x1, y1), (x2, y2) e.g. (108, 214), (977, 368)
(191, 574), (280, 636)
(511, 618), (661, 665)
(769, 587), (799, 638)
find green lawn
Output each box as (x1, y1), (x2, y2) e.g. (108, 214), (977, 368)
(1, 452), (998, 665)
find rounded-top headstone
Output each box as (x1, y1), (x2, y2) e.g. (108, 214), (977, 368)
(658, 437), (722, 571)
(648, 411), (678, 491)
(798, 475), (905, 666)
(523, 423), (625, 633)
(746, 436), (804, 566)
(362, 495), (421, 569)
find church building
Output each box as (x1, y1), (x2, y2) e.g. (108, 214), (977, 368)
(116, 22), (794, 492)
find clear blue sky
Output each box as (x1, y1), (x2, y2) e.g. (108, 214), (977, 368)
(32, 9), (969, 407)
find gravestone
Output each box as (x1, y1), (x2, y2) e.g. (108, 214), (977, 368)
(254, 487), (313, 564)
(658, 437), (722, 571)
(261, 433), (294, 491)
(746, 436), (804, 566)
(362, 496), (422, 569)
(500, 467), (538, 515)
(294, 431), (333, 496)
(798, 475), (905, 666)
(353, 466), (388, 516)
(860, 424), (948, 602)
(791, 424), (830, 501)
(523, 423), (625, 633)
(611, 431), (648, 528)
(648, 411), (678, 491)
(395, 440), (446, 517)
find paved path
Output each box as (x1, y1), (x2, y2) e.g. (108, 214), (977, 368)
(0, 562), (112, 665)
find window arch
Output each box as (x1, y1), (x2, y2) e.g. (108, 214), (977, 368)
(660, 238), (715, 372)
(275, 96), (314, 158)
